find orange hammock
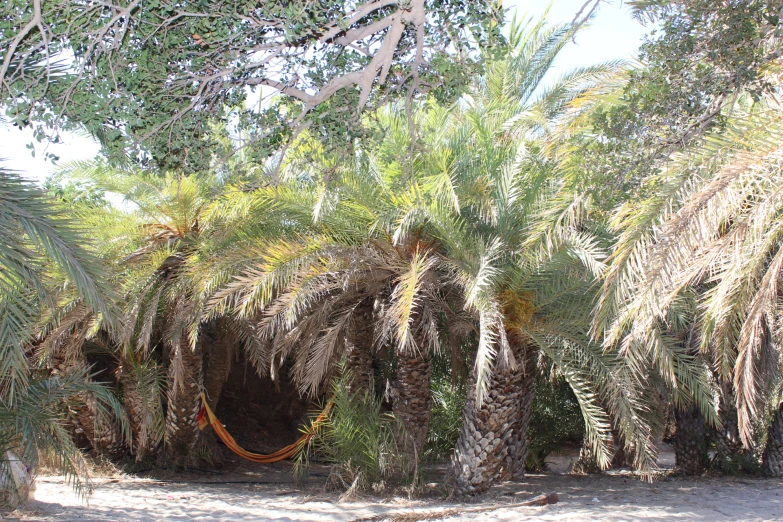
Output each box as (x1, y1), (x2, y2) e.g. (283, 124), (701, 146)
(197, 393), (332, 463)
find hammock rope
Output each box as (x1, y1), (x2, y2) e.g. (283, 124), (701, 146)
(197, 393), (332, 463)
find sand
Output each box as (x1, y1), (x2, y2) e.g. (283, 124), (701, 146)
(7, 462), (783, 522)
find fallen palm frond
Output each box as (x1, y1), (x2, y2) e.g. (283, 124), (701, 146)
(351, 492), (559, 522)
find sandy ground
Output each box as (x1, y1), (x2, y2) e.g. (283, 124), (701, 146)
(5, 447), (783, 521)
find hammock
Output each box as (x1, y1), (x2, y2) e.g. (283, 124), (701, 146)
(197, 393), (332, 463)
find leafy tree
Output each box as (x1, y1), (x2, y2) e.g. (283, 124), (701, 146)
(42, 177), (107, 209)
(582, 0), (783, 476)
(0, 166), (124, 502)
(200, 113), (465, 463)
(0, 0), (502, 171)
(583, 0), (783, 195)
(203, 14), (668, 495)
(56, 161), (230, 464)
(593, 86), (783, 473)
(425, 16), (658, 493)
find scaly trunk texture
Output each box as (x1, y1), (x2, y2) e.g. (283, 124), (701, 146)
(391, 334), (432, 462)
(572, 430), (629, 473)
(762, 402), (783, 477)
(121, 371), (160, 462)
(712, 380), (753, 472)
(674, 404), (708, 475)
(504, 336), (536, 479)
(164, 338), (204, 465)
(202, 320), (234, 410)
(572, 437), (601, 474)
(90, 411), (127, 458)
(66, 397), (126, 458)
(345, 297), (375, 395)
(198, 320), (235, 466)
(450, 338), (534, 495)
(54, 353), (126, 458)
(610, 429), (632, 469)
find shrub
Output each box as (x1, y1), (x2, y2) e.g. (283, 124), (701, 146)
(526, 376), (584, 471)
(424, 376), (466, 463)
(293, 368), (409, 492)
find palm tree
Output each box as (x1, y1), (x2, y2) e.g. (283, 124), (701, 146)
(56, 162), (228, 464)
(202, 139), (460, 462)
(763, 395), (783, 476)
(423, 16), (657, 493)
(204, 15), (664, 493)
(0, 166), (125, 502)
(35, 301), (127, 459)
(592, 83), (783, 470)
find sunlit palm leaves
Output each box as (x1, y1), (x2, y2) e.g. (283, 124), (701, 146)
(421, 15), (660, 472)
(0, 166), (122, 498)
(596, 89), (783, 446)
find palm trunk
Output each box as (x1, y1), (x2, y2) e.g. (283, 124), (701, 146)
(762, 402), (783, 476)
(345, 297), (375, 395)
(572, 437), (601, 474)
(121, 371), (159, 462)
(66, 397), (126, 458)
(610, 429), (632, 468)
(54, 352), (126, 458)
(573, 428), (628, 473)
(90, 415), (126, 458)
(198, 320), (235, 466)
(202, 320), (234, 410)
(450, 337), (534, 495)
(164, 338), (204, 465)
(391, 331), (432, 463)
(673, 404), (708, 475)
(504, 338), (536, 479)
(712, 380), (753, 472)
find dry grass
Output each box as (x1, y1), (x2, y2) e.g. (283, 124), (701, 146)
(36, 453), (124, 481)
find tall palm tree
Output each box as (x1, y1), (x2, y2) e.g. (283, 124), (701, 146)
(204, 15), (661, 494)
(0, 166), (125, 501)
(424, 16), (659, 493)
(593, 83), (783, 471)
(57, 162), (228, 464)
(202, 14), (670, 494)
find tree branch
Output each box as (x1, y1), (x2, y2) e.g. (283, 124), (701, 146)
(0, 0), (43, 91)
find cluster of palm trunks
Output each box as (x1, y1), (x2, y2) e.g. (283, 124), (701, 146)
(61, 316), (783, 492)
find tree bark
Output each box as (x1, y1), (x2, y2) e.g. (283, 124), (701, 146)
(198, 320), (236, 466)
(712, 380), (753, 472)
(572, 428), (629, 473)
(53, 352), (126, 458)
(202, 320), (234, 411)
(345, 297), (375, 395)
(762, 402), (783, 477)
(673, 404), (708, 475)
(504, 337), (536, 480)
(609, 429), (633, 468)
(120, 368), (161, 462)
(391, 332), (432, 463)
(571, 437), (601, 474)
(164, 337), (204, 465)
(450, 337), (535, 495)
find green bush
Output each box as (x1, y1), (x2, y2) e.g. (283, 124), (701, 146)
(294, 368), (409, 492)
(526, 376), (584, 471)
(424, 376), (466, 463)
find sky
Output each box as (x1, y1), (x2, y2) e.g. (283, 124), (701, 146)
(505, 0), (649, 73)
(0, 0), (651, 184)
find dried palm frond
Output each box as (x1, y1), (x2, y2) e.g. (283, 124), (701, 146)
(596, 90), (783, 445)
